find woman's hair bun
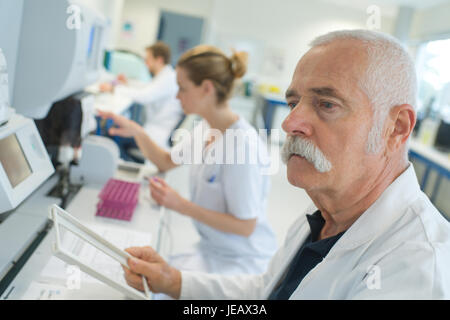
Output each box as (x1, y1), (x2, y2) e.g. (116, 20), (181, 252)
(230, 50), (248, 79)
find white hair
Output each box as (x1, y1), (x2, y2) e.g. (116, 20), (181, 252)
(281, 135), (332, 173)
(310, 29), (417, 155)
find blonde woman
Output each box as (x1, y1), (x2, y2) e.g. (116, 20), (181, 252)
(99, 45), (276, 276)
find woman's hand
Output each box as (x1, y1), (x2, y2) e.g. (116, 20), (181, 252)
(150, 178), (257, 237)
(123, 246), (181, 299)
(149, 177), (186, 212)
(117, 73), (128, 85)
(97, 110), (143, 138)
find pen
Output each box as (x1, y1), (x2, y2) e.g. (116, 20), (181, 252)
(142, 275), (151, 299)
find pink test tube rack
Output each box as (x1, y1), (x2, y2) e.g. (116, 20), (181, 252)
(96, 179), (140, 221)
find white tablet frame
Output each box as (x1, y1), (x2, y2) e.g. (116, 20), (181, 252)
(48, 204), (150, 300)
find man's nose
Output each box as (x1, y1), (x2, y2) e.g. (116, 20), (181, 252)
(281, 101), (314, 137)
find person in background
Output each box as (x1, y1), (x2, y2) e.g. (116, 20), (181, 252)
(119, 29), (450, 300)
(98, 45), (277, 277)
(100, 41), (183, 152)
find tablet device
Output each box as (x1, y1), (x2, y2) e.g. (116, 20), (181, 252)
(48, 204), (151, 300)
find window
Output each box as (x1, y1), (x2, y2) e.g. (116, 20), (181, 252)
(415, 38), (450, 121)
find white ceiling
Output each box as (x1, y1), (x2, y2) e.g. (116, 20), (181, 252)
(328, 0), (450, 9)
(321, 0), (450, 16)
(388, 0), (450, 8)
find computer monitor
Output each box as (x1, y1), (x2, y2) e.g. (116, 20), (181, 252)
(11, 0), (107, 119)
(0, 113), (54, 214)
(0, 134), (32, 188)
(87, 24), (105, 72)
(107, 50), (151, 82)
(434, 120), (450, 152)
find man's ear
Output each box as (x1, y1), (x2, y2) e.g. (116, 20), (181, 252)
(156, 56), (165, 66)
(386, 104), (416, 152)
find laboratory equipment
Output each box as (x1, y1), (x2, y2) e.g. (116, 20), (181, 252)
(0, 48), (12, 125)
(107, 50), (152, 82)
(96, 179), (140, 221)
(35, 93), (87, 165)
(0, 112), (55, 293)
(0, 113), (54, 214)
(70, 135), (120, 186)
(0, 0), (109, 296)
(12, 0), (107, 119)
(34, 91), (98, 207)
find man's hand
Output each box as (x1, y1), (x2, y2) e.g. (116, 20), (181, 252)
(123, 246), (181, 299)
(97, 110), (143, 138)
(99, 82), (114, 93)
(149, 177), (186, 212)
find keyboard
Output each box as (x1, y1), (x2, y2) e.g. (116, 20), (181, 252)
(96, 179), (140, 221)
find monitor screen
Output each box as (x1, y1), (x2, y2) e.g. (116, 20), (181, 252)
(87, 25), (95, 59)
(87, 25), (103, 71)
(0, 134), (33, 188)
(435, 120), (450, 151)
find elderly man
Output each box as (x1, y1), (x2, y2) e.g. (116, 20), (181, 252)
(122, 30), (450, 299)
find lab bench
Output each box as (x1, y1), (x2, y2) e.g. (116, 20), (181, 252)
(0, 163), (176, 300)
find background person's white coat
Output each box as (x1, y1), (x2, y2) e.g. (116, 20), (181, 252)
(115, 65), (183, 149)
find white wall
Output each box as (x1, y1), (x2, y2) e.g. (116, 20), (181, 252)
(106, 0), (396, 88)
(208, 0), (395, 91)
(115, 0), (213, 56)
(410, 1), (450, 41)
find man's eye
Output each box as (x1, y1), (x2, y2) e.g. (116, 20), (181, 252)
(319, 101), (337, 111)
(287, 102), (298, 110)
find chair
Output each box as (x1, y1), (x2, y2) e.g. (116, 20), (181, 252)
(125, 114), (189, 164)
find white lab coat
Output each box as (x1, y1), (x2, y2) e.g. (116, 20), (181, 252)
(169, 118), (277, 276)
(115, 65), (183, 149)
(179, 164), (450, 299)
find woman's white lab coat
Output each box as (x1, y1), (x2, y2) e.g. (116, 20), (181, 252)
(168, 118), (277, 276)
(179, 164), (450, 299)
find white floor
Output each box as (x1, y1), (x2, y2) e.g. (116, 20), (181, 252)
(162, 142), (312, 257)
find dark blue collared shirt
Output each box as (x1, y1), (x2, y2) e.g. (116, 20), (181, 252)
(268, 210), (346, 300)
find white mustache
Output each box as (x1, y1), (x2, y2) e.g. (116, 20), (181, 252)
(281, 135), (332, 173)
